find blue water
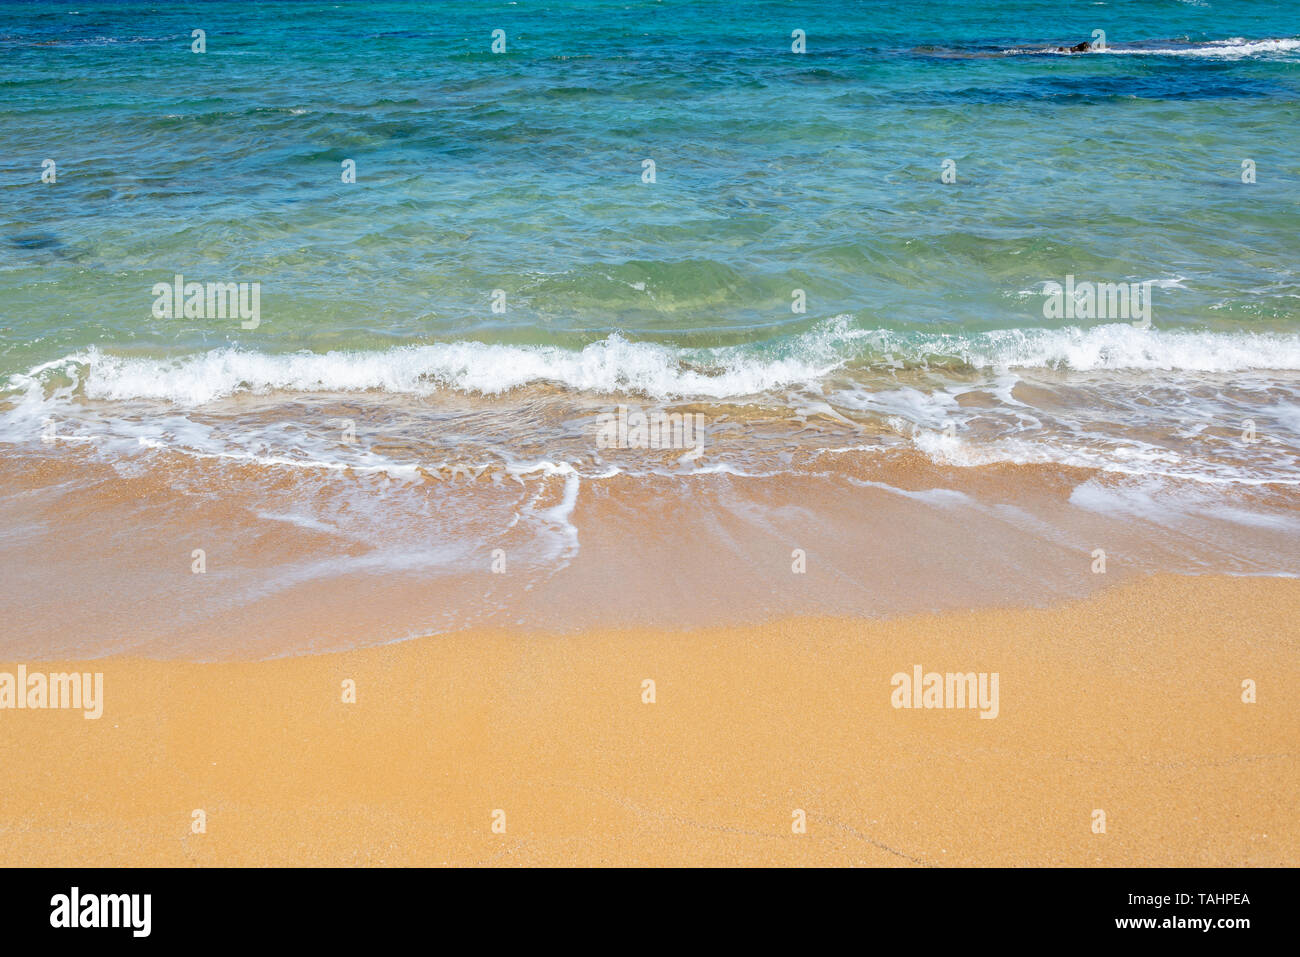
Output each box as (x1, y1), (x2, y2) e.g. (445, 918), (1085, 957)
(3, 0), (1299, 363)
(0, 0), (1298, 479)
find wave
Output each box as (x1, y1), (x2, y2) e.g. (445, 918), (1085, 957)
(1003, 37), (1300, 59)
(6, 320), (1300, 491)
(910, 324), (1300, 374)
(8, 319), (1300, 407)
(8, 321), (1300, 405)
(1101, 38), (1300, 59)
(7, 336), (835, 405)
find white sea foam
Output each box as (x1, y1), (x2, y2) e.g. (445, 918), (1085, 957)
(1100, 38), (1300, 59)
(923, 324), (1300, 373)
(20, 334), (835, 405)
(1008, 37), (1300, 59)
(7, 323), (1300, 407)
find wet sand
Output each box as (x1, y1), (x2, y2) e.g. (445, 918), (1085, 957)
(1, 574), (1295, 866)
(3, 443), (1297, 659)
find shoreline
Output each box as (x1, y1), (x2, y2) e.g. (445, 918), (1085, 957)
(1, 573), (1295, 866)
(4, 442), (1297, 660)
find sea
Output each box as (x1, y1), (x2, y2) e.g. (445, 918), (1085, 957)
(1, 0), (1298, 656)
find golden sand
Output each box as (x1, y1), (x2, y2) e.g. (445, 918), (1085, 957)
(1, 574), (1295, 866)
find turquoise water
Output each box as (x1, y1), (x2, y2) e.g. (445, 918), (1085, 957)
(2, 2), (1300, 472)
(3, 0), (1299, 363)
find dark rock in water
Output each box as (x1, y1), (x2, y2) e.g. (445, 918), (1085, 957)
(6, 231), (84, 262)
(8, 231), (63, 251)
(1056, 40), (1093, 53)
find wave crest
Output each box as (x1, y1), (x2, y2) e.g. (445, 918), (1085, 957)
(7, 321), (1300, 405)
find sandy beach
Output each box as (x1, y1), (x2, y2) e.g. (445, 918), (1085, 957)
(1, 573), (1294, 867)
(4, 0), (1300, 903)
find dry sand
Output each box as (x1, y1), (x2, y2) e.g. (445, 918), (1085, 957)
(1, 574), (1295, 866)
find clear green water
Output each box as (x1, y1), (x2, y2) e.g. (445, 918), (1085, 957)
(2, 0), (1299, 363)
(1, 0), (1299, 483)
